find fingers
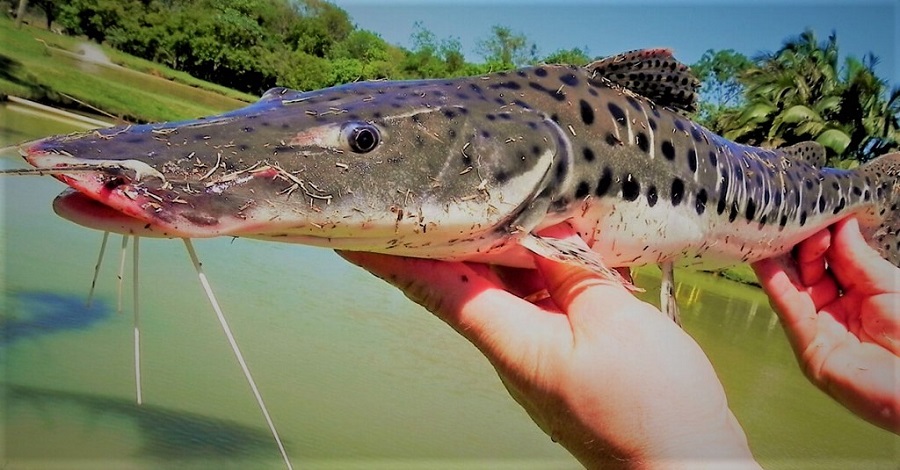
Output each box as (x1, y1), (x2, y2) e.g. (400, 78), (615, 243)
(752, 256), (820, 353)
(337, 250), (551, 362)
(826, 218), (900, 295)
(795, 227), (831, 286)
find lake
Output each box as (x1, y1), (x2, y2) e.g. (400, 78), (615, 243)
(1, 101), (897, 469)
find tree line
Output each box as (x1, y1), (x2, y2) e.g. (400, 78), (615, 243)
(15, 0), (900, 163)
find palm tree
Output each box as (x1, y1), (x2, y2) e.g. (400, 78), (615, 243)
(713, 30), (899, 165)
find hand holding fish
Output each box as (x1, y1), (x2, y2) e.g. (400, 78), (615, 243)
(753, 217), (900, 434)
(340, 225), (760, 469)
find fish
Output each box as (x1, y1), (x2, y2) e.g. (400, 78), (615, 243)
(9, 48), (900, 469)
(13, 49), (900, 312)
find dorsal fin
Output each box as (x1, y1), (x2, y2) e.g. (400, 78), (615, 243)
(587, 48), (700, 114)
(778, 141), (827, 167)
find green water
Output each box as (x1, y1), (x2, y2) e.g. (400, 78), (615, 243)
(1, 103), (897, 469)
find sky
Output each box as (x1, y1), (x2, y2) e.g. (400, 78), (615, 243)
(330, 0), (898, 84)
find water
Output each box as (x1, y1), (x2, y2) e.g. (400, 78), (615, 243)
(2, 103), (898, 469)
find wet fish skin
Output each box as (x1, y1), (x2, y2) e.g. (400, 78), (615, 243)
(19, 49), (900, 275)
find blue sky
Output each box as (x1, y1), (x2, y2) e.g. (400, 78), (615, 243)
(331, 0), (898, 84)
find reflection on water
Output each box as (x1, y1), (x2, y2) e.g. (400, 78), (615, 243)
(2, 291), (111, 346)
(2, 103), (898, 468)
(7, 384), (277, 459)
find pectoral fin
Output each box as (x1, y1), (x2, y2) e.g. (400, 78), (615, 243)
(520, 233), (642, 292)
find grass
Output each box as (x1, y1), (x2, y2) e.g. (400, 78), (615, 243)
(0, 16), (255, 123)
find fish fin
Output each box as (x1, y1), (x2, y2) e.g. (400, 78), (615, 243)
(778, 141), (827, 167)
(587, 48), (700, 114)
(659, 261), (682, 326)
(520, 233), (643, 292)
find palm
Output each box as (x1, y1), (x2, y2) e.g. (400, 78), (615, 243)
(753, 217), (900, 433)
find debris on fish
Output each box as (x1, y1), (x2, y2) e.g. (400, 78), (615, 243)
(15, 48), (900, 308)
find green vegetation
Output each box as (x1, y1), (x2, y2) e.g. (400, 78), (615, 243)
(700, 30), (900, 166)
(0, 15), (254, 122)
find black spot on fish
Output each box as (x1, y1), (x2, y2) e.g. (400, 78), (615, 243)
(691, 127), (703, 143)
(608, 103), (626, 122)
(799, 211), (807, 226)
(532, 145), (542, 156)
(481, 130), (491, 138)
(560, 73), (579, 86)
(588, 88), (598, 96)
(486, 114), (496, 121)
(647, 185), (658, 207)
(864, 189), (871, 202)
(695, 189), (707, 215)
(671, 178), (684, 206)
(443, 109), (457, 119)
(456, 92), (470, 100)
(489, 81), (522, 91)
(853, 186), (862, 197)
(528, 82), (566, 102)
(817, 195), (826, 213)
(717, 178), (729, 214)
(605, 133), (621, 146)
(674, 119), (686, 132)
(579, 99), (595, 125)
(516, 70), (527, 78)
(805, 179), (814, 190)
(535, 67), (548, 77)
(734, 166), (743, 181)
(779, 214), (788, 228)
(745, 198), (756, 221)
(708, 150), (718, 167)
(833, 197), (845, 214)
(495, 170), (509, 184)
(583, 147), (595, 162)
(596, 167), (613, 197)
(461, 275), (469, 283)
(470, 83), (483, 94)
(499, 113), (512, 120)
(124, 136), (145, 144)
(687, 149), (697, 173)
(662, 140), (676, 161)
(575, 181), (590, 199)
(648, 118), (657, 130)
(636, 132), (650, 153)
(494, 97), (506, 105)
(514, 99), (531, 109)
(729, 202), (739, 222)
(550, 113), (559, 123)
(555, 159), (568, 182)
(626, 96), (642, 111)
(622, 175), (640, 201)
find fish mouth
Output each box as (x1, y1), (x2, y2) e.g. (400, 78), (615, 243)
(22, 139), (265, 238)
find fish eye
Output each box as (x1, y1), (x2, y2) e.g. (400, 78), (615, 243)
(344, 122), (380, 153)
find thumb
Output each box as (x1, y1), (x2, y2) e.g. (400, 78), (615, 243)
(827, 217), (900, 294)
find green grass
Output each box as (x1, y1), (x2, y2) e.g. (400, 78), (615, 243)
(0, 16), (255, 122)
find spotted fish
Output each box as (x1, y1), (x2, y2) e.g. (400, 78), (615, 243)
(16, 49), (900, 315)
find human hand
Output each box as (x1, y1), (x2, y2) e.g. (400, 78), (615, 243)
(752, 217), (900, 434)
(340, 225), (759, 469)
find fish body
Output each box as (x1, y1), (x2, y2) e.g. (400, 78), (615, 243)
(19, 49), (900, 275)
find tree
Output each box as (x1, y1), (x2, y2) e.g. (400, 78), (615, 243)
(476, 25), (537, 70)
(690, 49), (752, 127)
(713, 29), (899, 163)
(543, 47), (590, 65)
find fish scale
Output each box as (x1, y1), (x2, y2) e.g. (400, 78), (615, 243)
(16, 49), (900, 305)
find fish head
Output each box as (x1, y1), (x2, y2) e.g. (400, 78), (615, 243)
(22, 80), (568, 256)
